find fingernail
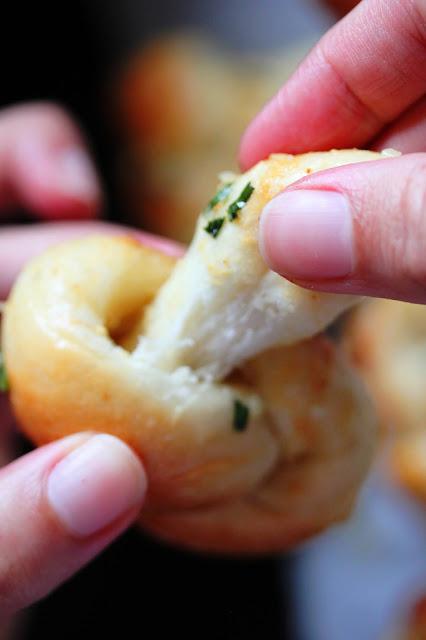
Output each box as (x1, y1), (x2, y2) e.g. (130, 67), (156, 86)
(260, 189), (354, 280)
(47, 434), (146, 537)
(52, 147), (100, 202)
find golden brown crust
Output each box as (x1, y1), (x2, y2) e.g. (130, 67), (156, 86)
(3, 243), (374, 551)
(140, 338), (373, 553)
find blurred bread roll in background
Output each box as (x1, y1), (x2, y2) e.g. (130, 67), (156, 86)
(346, 299), (426, 502)
(114, 0), (362, 242)
(116, 33), (312, 242)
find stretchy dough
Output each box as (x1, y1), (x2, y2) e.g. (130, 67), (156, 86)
(2, 151), (381, 552)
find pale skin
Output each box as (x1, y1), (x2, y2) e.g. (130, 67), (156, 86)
(241, 0), (426, 303)
(2, 0), (425, 617)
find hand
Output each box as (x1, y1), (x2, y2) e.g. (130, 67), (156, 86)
(240, 0), (426, 304)
(0, 103), (180, 617)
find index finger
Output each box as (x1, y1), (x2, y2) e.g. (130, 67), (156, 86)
(0, 222), (183, 299)
(240, 0), (426, 168)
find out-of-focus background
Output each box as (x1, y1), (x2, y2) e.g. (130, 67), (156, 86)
(1, 0), (338, 236)
(3, 1), (426, 639)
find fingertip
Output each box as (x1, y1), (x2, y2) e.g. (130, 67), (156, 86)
(47, 433), (146, 538)
(0, 432), (147, 615)
(12, 139), (103, 220)
(238, 104), (274, 171)
(259, 154), (426, 304)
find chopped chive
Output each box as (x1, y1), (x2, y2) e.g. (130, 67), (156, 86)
(205, 183), (233, 213)
(227, 182), (254, 220)
(238, 182), (255, 203)
(0, 352), (8, 393)
(233, 399), (250, 432)
(204, 217), (225, 238)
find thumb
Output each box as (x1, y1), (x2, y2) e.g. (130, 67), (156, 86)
(0, 433), (146, 617)
(259, 153), (426, 303)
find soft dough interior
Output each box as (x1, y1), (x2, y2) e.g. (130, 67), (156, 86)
(139, 150), (390, 380)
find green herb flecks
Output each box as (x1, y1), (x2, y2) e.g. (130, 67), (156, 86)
(233, 399), (250, 432)
(0, 352), (8, 393)
(205, 183), (233, 213)
(227, 182), (254, 220)
(204, 217), (225, 238)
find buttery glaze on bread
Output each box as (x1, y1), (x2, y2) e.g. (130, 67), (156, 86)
(2, 151), (383, 553)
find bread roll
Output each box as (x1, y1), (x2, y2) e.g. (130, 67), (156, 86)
(346, 299), (426, 502)
(2, 151), (381, 552)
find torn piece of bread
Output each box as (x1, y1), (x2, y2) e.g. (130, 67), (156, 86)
(142, 150), (386, 379)
(2, 151), (382, 553)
